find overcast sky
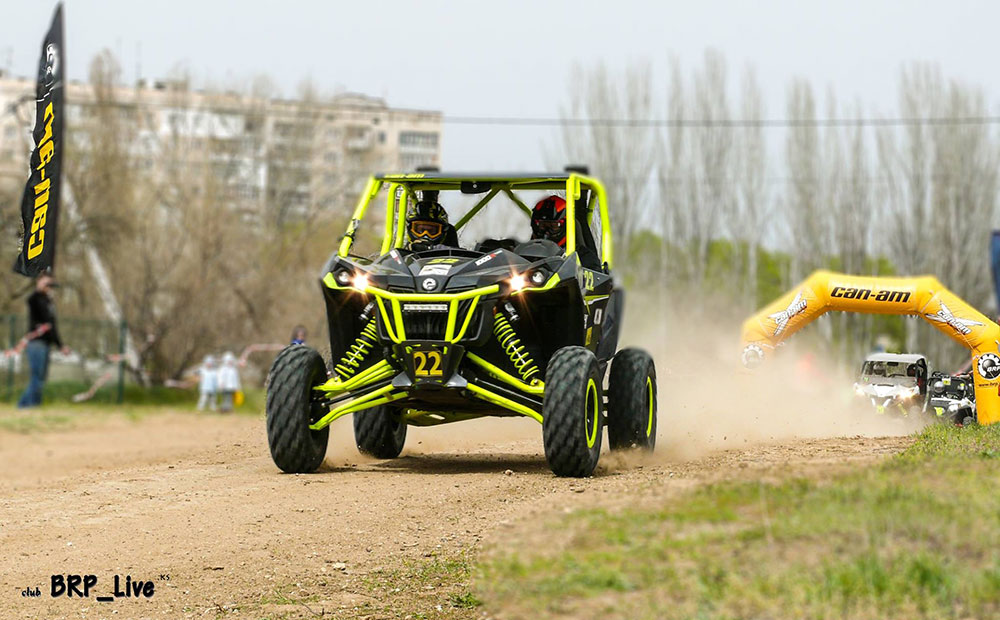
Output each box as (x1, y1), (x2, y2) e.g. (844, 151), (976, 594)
(2, 0), (997, 170)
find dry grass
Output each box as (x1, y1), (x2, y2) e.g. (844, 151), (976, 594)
(479, 423), (1000, 620)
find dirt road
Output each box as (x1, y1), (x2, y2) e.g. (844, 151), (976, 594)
(0, 409), (912, 619)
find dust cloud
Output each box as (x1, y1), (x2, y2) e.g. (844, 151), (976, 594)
(622, 302), (927, 461)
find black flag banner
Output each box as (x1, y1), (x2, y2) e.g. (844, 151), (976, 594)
(13, 3), (64, 277)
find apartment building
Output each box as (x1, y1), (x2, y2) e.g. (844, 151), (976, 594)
(0, 72), (442, 222)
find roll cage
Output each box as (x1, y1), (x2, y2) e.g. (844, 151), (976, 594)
(337, 172), (614, 269)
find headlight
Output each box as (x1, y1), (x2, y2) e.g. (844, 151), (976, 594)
(351, 274), (369, 292)
(854, 383), (865, 396)
(510, 269), (548, 292)
(335, 270), (352, 285)
(949, 403), (959, 412)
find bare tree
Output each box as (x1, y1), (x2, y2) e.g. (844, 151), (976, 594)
(878, 64), (1000, 367)
(691, 51), (736, 292)
(784, 78), (824, 282)
(825, 98), (876, 362)
(657, 57), (689, 291)
(734, 65), (768, 309)
(551, 61), (656, 259)
(657, 52), (735, 296)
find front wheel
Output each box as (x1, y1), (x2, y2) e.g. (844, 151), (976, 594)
(542, 346), (604, 477)
(265, 346), (330, 473)
(607, 348), (657, 451)
(353, 405), (407, 459)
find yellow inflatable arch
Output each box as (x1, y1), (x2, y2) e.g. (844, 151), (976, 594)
(741, 270), (1000, 425)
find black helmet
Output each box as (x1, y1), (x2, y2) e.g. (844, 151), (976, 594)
(406, 200), (449, 246)
(530, 196), (567, 246)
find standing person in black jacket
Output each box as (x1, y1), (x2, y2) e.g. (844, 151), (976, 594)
(17, 273), (68, 408)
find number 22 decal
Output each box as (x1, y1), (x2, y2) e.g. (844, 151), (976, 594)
(414, 351), (443, 377)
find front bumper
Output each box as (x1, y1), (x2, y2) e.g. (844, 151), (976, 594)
(309, 344), (544, 430)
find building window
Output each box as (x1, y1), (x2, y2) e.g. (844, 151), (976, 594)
(274, 122), (296, 137)
(400, 153), (433, 170)
(399, 131), (439, 148)
(237, 185), (260, 200)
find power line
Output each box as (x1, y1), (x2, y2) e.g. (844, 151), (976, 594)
(9, 93), (1000, 129)
(442, 115), (1000, 128)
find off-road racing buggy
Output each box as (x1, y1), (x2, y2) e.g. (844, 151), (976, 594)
(853, 352), (928, 417)
(265, 170), (657, 477)
(927, 371), (977, 425)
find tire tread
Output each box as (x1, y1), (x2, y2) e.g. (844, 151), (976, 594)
(265, 346), (330, 473)
(543, 346), (603, 477)
(607, 348), (657, 451)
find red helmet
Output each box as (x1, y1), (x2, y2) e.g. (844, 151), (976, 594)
(531, 196), (567, 246)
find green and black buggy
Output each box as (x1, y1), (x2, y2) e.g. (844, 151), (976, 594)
(265, 170), (657, 477)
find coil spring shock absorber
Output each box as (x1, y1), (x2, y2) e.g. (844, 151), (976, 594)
(334, 317), (378, 380)
(493, 312), (540, 383)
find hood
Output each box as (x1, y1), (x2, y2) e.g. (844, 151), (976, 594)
(366, 248), (544, 293)
(859, 382), (916, 399)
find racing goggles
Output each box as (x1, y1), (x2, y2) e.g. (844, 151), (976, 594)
(409, 220), (444, 239)
(534, 218), (566, 241)
(535, 219), (565, 233)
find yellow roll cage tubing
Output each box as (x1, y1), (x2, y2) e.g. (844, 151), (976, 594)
(339, 173), (614, 269)
(742, 270), (1000, 425)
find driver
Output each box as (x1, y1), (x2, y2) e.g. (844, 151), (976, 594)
(406, 198), (458, 250)
(531, 195), (601, 269)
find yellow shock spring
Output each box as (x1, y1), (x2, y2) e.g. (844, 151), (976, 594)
(493, 313), (540, 383)
(335, 318), (379, 379)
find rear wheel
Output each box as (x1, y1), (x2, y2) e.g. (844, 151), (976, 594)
(607, 348), (657, 451)
(354, 405), (407, 459)
(265, 346), (330, 473)
(542, 346), (603, 477)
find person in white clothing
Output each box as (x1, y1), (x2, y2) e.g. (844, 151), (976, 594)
(217, 352), (242, 413)
(196, 355), (218, 411)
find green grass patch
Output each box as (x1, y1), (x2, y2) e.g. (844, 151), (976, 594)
(480, 424), (1000, 619)
(359, 551), (482, 618)
(0, 379), (265, 432)
(0, 386), (265, 434)
(3, 379), (266, 409)
(0, 409), (76, 433)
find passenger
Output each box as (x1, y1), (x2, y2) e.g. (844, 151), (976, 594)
(530, 196), (568, 246)
(531, 195), (601, 269)
(406, 199), (458, 250)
